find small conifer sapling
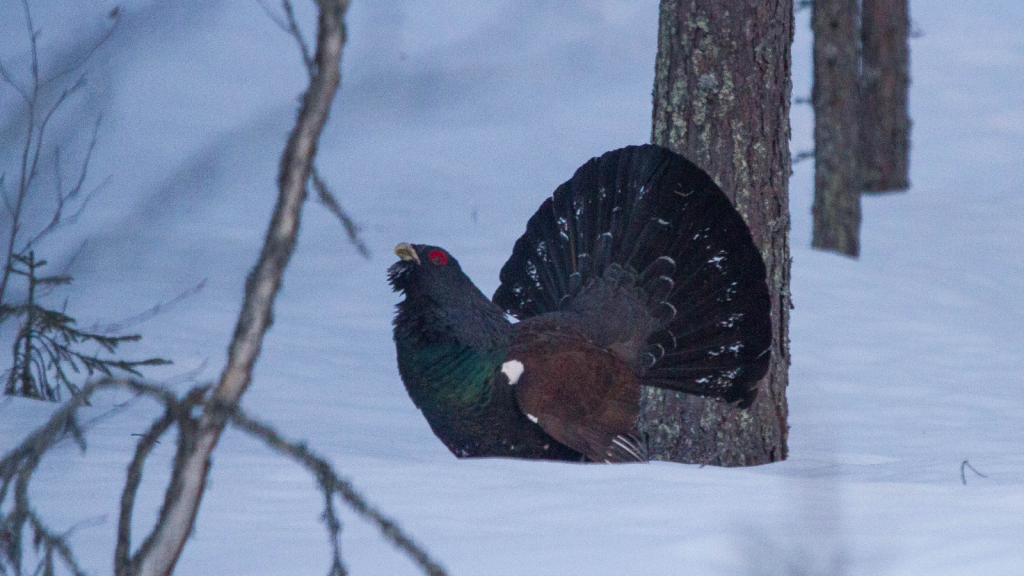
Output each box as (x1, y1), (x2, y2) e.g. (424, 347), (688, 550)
(2, 252), (169, 401)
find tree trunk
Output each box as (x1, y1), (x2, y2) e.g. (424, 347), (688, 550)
(811, 0), (862, 257)
(644, 0), (793, 466)
(860, 0), (910, 192)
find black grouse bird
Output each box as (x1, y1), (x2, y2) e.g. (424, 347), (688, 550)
(389, 145), (771, 463)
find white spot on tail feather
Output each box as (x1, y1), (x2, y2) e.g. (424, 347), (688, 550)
(502, 360), (525, 385)
(526, 413), (539, 424)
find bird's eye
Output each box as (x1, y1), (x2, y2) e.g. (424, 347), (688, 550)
(429, 249), (448, 266)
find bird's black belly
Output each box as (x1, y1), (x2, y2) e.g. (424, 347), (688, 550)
(415, 381), (585, 462)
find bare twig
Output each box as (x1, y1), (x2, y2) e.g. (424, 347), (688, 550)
(222, 401), (448, 576)
(256, 0), (291, 33)
(115, 407), (176, 576)
(264, 0), (369, 258)
(131, 2), (351, 574)
(26, 511), (88, 576)
(321, 488), (347, 576)
(0, 379), (170, 576)
(0, 60), (29, 102)
(3, 377), (448, 576)
(23, 117), (108, 253)
(39, 9), (121, 88)
(283, 0), (317, 74)
(89, 279), (207, 335)
(311, 167), (370, 258)
(0, 0), (117, 313)
(960, 460), (988, 486)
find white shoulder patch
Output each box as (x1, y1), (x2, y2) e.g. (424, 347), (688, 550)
(526, 413), (539, 424)
(501, 360), (524, 385)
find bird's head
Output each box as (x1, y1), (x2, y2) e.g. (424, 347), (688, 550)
(389, 242), (511, 348)
(388, 242), (469, 299)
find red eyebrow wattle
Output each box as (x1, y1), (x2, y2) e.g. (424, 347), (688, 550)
(429, 249), (448, 265)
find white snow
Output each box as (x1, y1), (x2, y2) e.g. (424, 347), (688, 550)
(1, 0), (1022, 575)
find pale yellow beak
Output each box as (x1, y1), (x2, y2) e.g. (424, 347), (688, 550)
(394, 243), (421, 264)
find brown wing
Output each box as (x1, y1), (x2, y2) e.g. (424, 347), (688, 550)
(507, 319), (645, 463)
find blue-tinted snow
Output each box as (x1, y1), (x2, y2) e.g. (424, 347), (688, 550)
(1, 0), (1022, 574)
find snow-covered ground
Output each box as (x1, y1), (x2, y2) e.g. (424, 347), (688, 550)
(1, 0), (1022, 574)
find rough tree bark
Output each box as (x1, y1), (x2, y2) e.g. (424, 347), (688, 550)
(644, 0), (793, 466)
(811, 0), (862, 257)
(860, 0), (910, 192)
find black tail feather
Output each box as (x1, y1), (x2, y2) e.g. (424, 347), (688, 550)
(494, 145), (771, 408)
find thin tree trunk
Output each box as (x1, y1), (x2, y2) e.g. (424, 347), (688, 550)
(811, 0), (862, 257)
(132, 1), (349, 575)
(645, 0), (793, 466)
(860, 0), (910, 192)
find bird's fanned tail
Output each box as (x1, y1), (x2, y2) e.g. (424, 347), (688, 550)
(493, 145), (771, 408)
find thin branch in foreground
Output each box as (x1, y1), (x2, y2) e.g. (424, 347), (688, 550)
(272, 0), (370, 258)
(265, 0), (369, 258)
(115, 407), (177, 576)
(257, 0), (316, 75)
(221, 401), (448, 576)
(1, 0), (117, 314)
(130, 2), (353, 574)
(321, 487), (347, 576)
(0, 379), (171, 576)
(26, 511), (88, 576)
(2, 378), (448, 576)
(792, 150), (815, 165)
(89, 279), (207, 335)
(312, 167), (370, 258)
(256, 0), (291, 33)
(283, 0), (317, 74)
(39, 8), (120, 88)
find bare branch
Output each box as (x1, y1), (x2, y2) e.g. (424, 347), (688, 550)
(89, 279), (207, 335)
(115, 408), (176, 576)
(258, 0), (316, 76)
(311, 167), (369, 258)
(50, 117), (104, 235)
(284, 0), (317, 75)
(131, 2), (351, 574)
(0, 379), (171, 576)
(3, 376), (447, 576)
(0, 61), (29, 102)
(222, 402), (448, 576)
(263, 0), (368, 258)
(321, 489), (347, 576)
(26, 512), (88, 576)
(26, 75), (87, 197)
(1, 0), (114, 310)
(792, 150), (815, 165)
(39, 10), (121, 88)
(0, 174), (12, 219)
(256, 0), (291, 32)
(1, 380), (174, 480)
(22, 0), (39, 93)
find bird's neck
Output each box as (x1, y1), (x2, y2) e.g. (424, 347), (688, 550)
(393, 290), (510, 411)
